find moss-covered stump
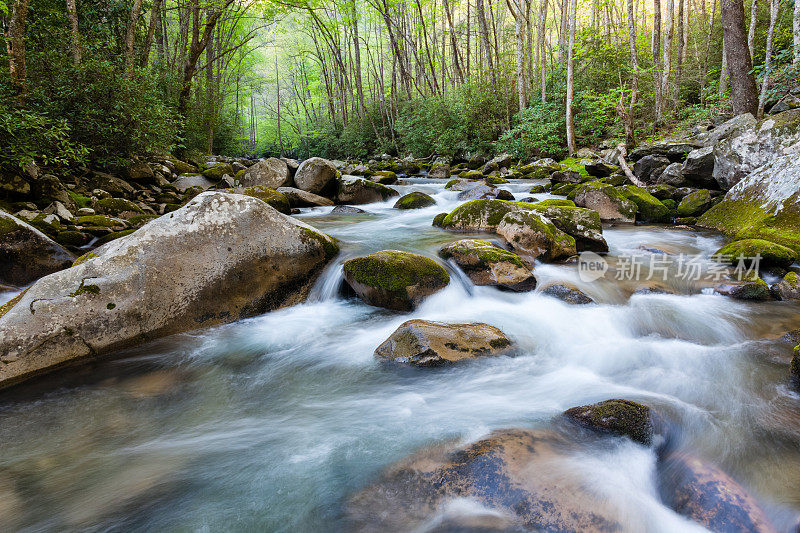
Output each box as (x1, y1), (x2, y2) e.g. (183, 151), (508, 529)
(439, 239), (537, 291)
(347, 428), (625, 532)
(393, 191), (436, 210)
(94, 197), (143, 216)
(496, 211), (576, 262)
(540, 283), (594, 304)
(0, 211), (74, 286)
(563, 399), (654, 445)
(713, 239), (797, 269)
(659, 452), (776, 533)
(342, 250), (450, 311)
(530, 205), (608, 253)
(676, 189), (713, 217)
(772, 272), (800, 300)
(619, 185), (671, 222)
(337, 177), (399, 205)
(574, 182), (637, 223)
(374, 319), (513, 366)
(0, 192), (339, 390)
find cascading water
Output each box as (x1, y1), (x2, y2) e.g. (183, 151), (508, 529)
(0, 177), (798, 532)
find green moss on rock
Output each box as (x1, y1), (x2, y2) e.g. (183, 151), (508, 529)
(299, 227), (340, 259)
(439, 239), (527, 270)
(619, 185), (671, 222)
(394, 191), (436, 209)
(563, 399), (653, 445)
(484, 176), (509, 185)
(95, 197), (143, 215)
(676, 189), (713, 217)
(72, 251), (97, 266)
(713, 239), (797, 268)
(76, 215), (126, 228)
(533, 199), (576, 207)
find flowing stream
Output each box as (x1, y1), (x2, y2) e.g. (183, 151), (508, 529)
(1, 178), (799, 532)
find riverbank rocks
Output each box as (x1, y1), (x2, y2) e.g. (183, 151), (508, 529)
(393, 191), (435, 209)
(714, 239), (797, 269)
(374, 319), (513, 366)
(713, 109), (800, 190)
(619, 185), (671, 222)
(659, 452), (775, 533)
(337, 177), (398, 204)
(676, 189), (713, 217)
(439, 199), (531, 231)
(342, 250), (450, 311)
(714, 276), (772, 300)
(0, 192), (339, 389)
(682, 146), (716, 186)
(217, 186), (291, 214)
(0, 211), (73, 286)
(533, 205), (608, 253)
(497, 211), (576, 262)
(772, 272), (800, 300)
(563, 399), (654, 445)
(574, 182), (637, 223)
(698, 154), (800, 253)
(239, 158), (291, 188)
(294, 157), (338, 195)
(541, 283), (594, 304)
(439, 239), (537, 291)
(276, 187), (334, 208)
(347, 429), (625, 532)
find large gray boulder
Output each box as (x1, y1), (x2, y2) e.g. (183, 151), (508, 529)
(277, 187), (334, 207)
(0, 211), (74, 286)
(240, 158), (291, 188)
(0, 192), (338, 389)
(336, 176), (398, 204)
(713, 109), (800, 189)
(681, 146), (716, 186)
(294, 157), (338, 195)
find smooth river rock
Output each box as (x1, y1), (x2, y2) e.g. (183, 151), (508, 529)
(0, 210), (74, 286)
(374, 319), (513, 366)
(239, 158), (292, 188)
(294, 157), (338, 195)
(438, 239), (537, 291)
(0, 192), (338, 389)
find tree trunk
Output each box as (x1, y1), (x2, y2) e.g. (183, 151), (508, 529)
(794, 0), (799, 63)
(652, 0), (662, 124)
(351, 1), (367, 118)
(661, 0), (674, 117)
(8, 0), (30, 92)
(673, 0), (684, 108)
(721, 0), (758, 115)
(442, 0), (465, 82)
(476, 0), (495, 84)
(747, 0), (758, 59)
(537, 0), (547, 101)
(124, 0), (145, 75)
(276, 53), (284, 156)
(757, 0), (779, 118)
(625, 0), (639, 146)
(566, 0), (577, 154)
(719, 31), (729, 97)
(65, 0), (81, 66)
(141, 0), (163, 67)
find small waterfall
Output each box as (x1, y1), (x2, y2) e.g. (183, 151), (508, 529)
(308, 263), (346, 302)
(445, 258), (475, 297)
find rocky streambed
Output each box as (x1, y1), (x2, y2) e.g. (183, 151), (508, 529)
(0, 111), (800, 531)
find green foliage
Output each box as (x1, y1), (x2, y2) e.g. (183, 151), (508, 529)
(496, 99), (566, 158)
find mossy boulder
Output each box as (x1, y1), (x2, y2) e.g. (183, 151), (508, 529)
(574, 182), (637, 223)
(698, 154), (800, 253)
(530, 205), (608, 253)
(440, 199), (536, 231)
(432, 213), (447, 227)
(374, 319), (513, 366)
(496, 211), (576, 262)
(457, 184), (513, 201)
(0, 192), (339, 389)
(550, 182), (580, 196)
(0, 211), (74, 286)
(676, 189), (713, 217)
(439, 239), (536, 291)
(646, 183), (677, 201)
(217, 186), (291, 214)
(342, 250), (450, 311)
(337, 177), (399, 204)
(96, 228), (136, 245)
(393, 191), (436, 209)
(713, 239), (797, 269)
(533, 199), (576, 207)
(618, 185), (671, 222)
(276, 186), (334, 208)
(55, 230), (91, 246)
(772, 272), (800, 300)
(791, 345), (800, 386)
(427, 164), (450, 178)
(458, 169), (485, 180)
(484, 176), (509, 185)
(714, 277), (772, 300)
(370, 171), (398, 184)
(127, 214), (161, 228)
(75, 215), (128, 228)
(201, 163), (234, 181)
(563, 399), (654, 445)
(94, 197), (144, 216)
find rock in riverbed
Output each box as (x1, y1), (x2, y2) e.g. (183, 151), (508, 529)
(393, 191), (436, 209)
(438, 239), (537, 291)
(0, 192), (338, 389)
(0, 210), (74, 286)
(342, 250), (450, 310)
(496, 210), (576, 262)
(563, 399), (654, 445)
(374, 319), (513, 366)
(574, 182), (637, 223)
(294, 157), (338, 195)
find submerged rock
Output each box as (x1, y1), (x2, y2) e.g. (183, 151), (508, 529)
(347, 429), (624, 532)
(394, 191), (436, 209)
(439, 239), (537, 291)
(496, 210), (576, 262)
(659, 452), (776, 533)
(540, 283), (594, 304)
(0, 192), (339, 389)
(574, 182), (637, 223)
(563, 399), (654, 445)
(342, 250), (449, 311)
(295, 157), (338, 195)
(374, 319), (513, 366)
(771, 272), (800, 300)
(0, 211), (73, 286)
(331, 205), (369, 214)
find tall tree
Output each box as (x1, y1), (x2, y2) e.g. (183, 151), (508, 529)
(794, 0), (800, 63)
(7, 0), (30, 92)
(124, 0), (145, 75)
(653, 0), (663, 123)
(721, 0), (758, 115)
(661, 0), (674, 117)
(747, 0), (758, 58)
(623, 0), (639, 146)
(757, 0), (779, 118)
(566, 0), (577, 154)
(65, 0), (81, 66)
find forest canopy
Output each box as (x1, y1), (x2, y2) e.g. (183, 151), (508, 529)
(1, 0), (799, 168)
